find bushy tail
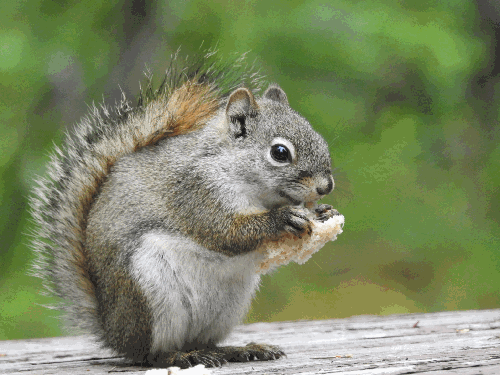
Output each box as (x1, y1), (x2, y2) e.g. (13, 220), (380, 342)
(29, 48), (265, 334)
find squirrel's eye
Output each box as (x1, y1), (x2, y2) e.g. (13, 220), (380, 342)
(270, 144), (291, 163)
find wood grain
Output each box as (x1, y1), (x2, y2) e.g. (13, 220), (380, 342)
(1, 309), (499, 374)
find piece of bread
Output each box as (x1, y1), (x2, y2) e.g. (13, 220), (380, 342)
(145, 365), (211, 374)
(256, 205), (345, 274)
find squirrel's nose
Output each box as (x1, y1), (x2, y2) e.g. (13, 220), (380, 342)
(316, 174), (334, 196)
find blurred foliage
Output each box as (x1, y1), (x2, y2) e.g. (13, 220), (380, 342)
(1, 0), (500, 340)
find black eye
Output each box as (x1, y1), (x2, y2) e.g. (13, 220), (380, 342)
(270, 144), (291, 163)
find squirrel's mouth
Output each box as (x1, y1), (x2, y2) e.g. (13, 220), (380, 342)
(278, 191), (302, 206)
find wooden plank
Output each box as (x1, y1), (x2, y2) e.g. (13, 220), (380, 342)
(1, 309), (499, 374)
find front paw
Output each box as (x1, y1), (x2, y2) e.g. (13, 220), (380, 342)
(315, 204), (339, 222)
(274, 206), (312, 239)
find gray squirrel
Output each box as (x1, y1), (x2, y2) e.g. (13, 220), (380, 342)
(31, 51), (335, 368)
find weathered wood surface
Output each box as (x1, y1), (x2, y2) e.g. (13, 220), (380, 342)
(1, 309), (499, 374)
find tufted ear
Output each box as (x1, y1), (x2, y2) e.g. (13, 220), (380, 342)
(225, 87), (258, 138)
(263, 84), (288, 105)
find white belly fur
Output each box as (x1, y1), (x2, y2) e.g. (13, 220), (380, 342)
(130, 231), (262, 353)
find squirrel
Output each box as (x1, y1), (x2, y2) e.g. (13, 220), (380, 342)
(30, 51), (335, 369)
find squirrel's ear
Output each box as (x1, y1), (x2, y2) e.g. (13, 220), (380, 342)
(226, 88), (258, 138)
(263, 85), (288, 105)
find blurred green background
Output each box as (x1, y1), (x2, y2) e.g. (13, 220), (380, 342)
(2, 0), (500, 340)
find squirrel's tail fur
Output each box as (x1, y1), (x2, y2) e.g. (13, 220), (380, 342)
(30, 49), (264, 335)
